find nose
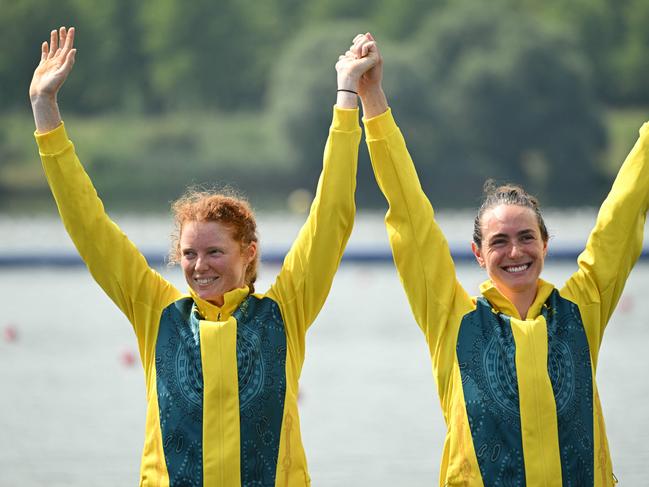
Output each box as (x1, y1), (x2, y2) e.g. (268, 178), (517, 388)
(195, 254), (209, 271)
(508, 243), (523, 259)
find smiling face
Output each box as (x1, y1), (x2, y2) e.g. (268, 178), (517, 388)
(179, 220), (257, 306)
(472, 204), (548, 301)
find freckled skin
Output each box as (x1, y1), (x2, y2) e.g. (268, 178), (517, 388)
(180, 220), (257, 306)
(472, 204), (548, 318)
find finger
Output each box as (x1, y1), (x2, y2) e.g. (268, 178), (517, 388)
(353, 39), (367, 58)
(361, 41), (376, 58)
(41, 41), (49, 61)
(350, 34), (364, 54)
(366, 32), (375, 41)
(60, 26), (74, 56)
(57, 27), (67, 58)
(353, 33), (365, 43)
(49, 30), (58, 58)
(65, 27), (75, 51)
(351, 38), (363, 58)
(61, 48), (76, 73)
(356, 56), (377, 73)
(352, 34), (371, 58)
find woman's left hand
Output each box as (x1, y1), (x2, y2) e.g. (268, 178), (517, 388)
(30, 26), (76, 103)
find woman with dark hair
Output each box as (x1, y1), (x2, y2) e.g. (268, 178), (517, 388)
(29, 26), (378, 486)
(353, 32), (646, 485)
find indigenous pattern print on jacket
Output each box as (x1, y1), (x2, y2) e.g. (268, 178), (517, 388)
(156, 296), (287, 486)
(457, 294), (593, 485)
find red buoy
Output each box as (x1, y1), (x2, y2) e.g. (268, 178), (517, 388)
(120, 349), (137, 367)
(3, 324), (18, 343)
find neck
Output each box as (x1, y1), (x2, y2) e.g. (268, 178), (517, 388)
(502, 286), (538, 320)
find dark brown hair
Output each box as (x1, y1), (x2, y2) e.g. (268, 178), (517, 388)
(169, 187), (259, 292)
(473, 180), (549, 248)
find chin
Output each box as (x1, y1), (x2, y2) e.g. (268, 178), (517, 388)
(505, 277), (539, 293)
(194, 287), (219, 301)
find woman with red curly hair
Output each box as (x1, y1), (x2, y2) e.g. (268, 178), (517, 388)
(30, 26), (378, 486)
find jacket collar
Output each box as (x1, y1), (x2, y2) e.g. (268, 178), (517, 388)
(189, 286), (250, 321)
(479, 278), (555, 320)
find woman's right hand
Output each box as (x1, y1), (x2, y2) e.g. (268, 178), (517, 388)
(30, 27), (76, 133)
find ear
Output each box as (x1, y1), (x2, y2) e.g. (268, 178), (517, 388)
(542, 239), (548, 258)
(245, 241), (258, 264)
(472, 241), (485, 268)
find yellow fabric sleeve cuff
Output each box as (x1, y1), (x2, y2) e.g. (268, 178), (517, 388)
(362, 107), (398, 141)
(34, 122), (71, 155)
(332, 105), (360, 132)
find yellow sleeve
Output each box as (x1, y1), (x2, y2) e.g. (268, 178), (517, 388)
(35, 123), (180, 359)
(267, 106), (360, 358)
(364, 108), (473, 349)
(562, 122), (649, 354)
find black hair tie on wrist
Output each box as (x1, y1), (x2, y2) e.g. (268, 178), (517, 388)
(337, 88), (358, 95)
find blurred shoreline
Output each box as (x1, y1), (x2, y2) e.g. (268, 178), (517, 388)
(1, 208), (637, 264)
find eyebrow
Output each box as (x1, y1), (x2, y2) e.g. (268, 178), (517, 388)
(182, 245), (223, 252)
(488, 229), (536, 241)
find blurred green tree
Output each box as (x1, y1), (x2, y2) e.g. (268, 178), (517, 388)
(266, 21), (394, 207)
(139, 0), (305, 111)
(0, 0), (146, 113)
(269, 1), (606, 208)
(411, 0), (607, 206)
(514, 0), (649, 106)
(1, 1), (75, 112)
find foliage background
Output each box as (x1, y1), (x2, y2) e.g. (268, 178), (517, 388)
(1, 0), (648, 212)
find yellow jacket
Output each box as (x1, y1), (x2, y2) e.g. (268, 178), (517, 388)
(36, 107), (361, 487)
(365, 108), (649, 486)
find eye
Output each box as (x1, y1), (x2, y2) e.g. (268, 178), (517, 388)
(521, 234), (536, 242)
(490, 238), (507, 247)
(182, 250), (196, 259)
(209, 248), (223, 255)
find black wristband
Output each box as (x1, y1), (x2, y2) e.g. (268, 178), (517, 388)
(337, 88), (358, 95)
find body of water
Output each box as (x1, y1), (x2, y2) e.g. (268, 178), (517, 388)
(1, 213), (648, 485)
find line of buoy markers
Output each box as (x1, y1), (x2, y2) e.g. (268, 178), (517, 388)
(3, 246), (649, 267)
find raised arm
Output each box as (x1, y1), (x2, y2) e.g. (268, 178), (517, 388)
(267, 37), (380, 342)
(563, 123), (649, 348)
(359, 34), (473, 349)
(30, 28), (178, 337)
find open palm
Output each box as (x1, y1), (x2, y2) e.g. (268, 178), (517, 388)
(29, 27), (76, 100)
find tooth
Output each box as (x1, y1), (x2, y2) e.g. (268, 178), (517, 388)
(507, 264), (528, 273)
